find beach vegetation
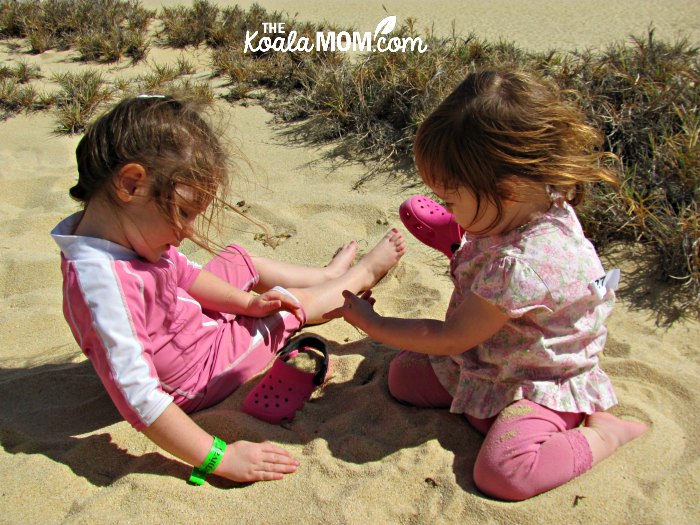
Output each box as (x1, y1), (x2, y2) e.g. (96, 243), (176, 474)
(158, 0), (222, 48)
(53, 69), (112, 133)
(0, 59), (51, 118)
(0, 0), (154, 61)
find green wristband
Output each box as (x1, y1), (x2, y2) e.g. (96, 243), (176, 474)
(188, 436), (227, 486)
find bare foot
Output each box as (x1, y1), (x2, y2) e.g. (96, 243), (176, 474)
(355, 228), (407, 288)
(580, 412), (647, 465)
(324, 241), (358, 279)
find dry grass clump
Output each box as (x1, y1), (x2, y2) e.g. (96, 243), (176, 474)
(52, 62), (214, 133)
(285, 27), (528, 174)
(0, 0), (153, 61)
(0, 59), (52, 119)
(158, 1), (343, 99)
(52, 69), (112, 132)
(542, 30), (699, 314)
(158, 1), (286, 50)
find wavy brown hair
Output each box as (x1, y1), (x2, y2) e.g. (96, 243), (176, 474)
(71, 95), (233, 251)
(414, 69), (619, 230)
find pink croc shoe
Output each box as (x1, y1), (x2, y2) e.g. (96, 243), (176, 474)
(399, 195), (463, 258)
(242, 335), (329, 425)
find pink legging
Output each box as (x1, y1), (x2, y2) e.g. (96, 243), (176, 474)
(388, 351), (593, 501)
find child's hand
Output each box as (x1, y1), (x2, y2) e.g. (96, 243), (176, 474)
(218, 440), (299, 482)
(247, 290), (304, 322)
(325, 290), (377, 329)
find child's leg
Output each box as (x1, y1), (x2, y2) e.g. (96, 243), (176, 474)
(178, 245), (302, 411)
(387, 351), (453, 408)
(286, 229), (406, 324)
(251, 241), (358, 291)
(472, 400), (589, 501)
(472, 400), (646, 501)
(194, 310), (303, 411)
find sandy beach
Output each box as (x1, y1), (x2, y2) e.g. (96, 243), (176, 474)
(1, 1), (699, 524)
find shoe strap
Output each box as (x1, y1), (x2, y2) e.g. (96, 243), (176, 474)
(278, 335), (329, 386)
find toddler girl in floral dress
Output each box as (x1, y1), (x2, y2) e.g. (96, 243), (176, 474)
(332, 70), (646, 501)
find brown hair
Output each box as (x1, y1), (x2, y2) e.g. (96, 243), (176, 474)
(71, 95), (230, 251)
(414, 69), (619, 230)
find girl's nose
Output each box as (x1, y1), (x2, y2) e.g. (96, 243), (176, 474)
(178, 217), (195, 238)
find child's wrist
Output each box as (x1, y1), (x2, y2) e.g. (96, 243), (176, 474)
(188, 436), (226, 485)
(213, 443), (232, 478)
(244, 294), (257, 314)
(359, 311), (381, 337)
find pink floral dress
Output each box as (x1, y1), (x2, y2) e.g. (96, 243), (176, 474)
(430, 202), (618, 418)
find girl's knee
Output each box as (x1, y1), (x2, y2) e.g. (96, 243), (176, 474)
(473, 455), (537, 501)
(387, 352), (452, 408)
(387, 354), (414, 403)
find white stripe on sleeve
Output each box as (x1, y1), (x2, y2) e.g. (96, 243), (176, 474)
(74, 259), (172, 426)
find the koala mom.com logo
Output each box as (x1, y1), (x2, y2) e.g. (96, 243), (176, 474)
(244, 16), (428, 54)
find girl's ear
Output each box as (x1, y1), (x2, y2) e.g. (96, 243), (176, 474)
(114, 163), (148, 202)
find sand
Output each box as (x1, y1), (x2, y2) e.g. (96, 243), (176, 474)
(1, 1), (699, 524)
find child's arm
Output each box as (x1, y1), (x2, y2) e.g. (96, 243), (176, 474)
(333, 290), (507, 356)
(187, 268), (304, 321)
(142, 403), (299, 482)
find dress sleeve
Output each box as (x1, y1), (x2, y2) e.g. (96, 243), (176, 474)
(469, 256), (553, 317)
(68, 258), (174, 430)
(169, 246), (202, 290)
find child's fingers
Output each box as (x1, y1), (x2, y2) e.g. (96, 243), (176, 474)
(345, 290), (373, 309)
(264, 299), (282, 310)
(276, 296), (304, 322)
(323, 290), (355, 320)
(268, 291), (300, 310)
(252, 444), (299, 480)
(261, 441), (297, 457)
(261, 452), (299, 468)
(291, 306), (305, 323)
(262, 291), (304, 321)
(272, 304), (302, 322)
(227, 441), (300, 482)
(358, 290), (376, 306)
(342, 289), (358, 302)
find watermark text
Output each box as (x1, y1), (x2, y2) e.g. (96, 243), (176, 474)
(244, 16), (428, 54)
